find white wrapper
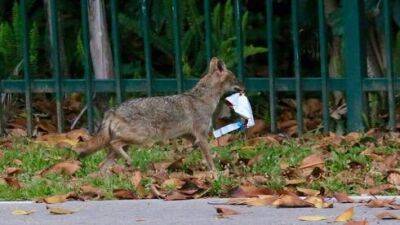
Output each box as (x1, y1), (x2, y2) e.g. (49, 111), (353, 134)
(213, 93), (255, 138)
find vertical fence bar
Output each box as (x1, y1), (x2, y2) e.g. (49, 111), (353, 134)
(233, 0), (244, 81)
(81, 0), (94, 133)
(0, 82), (2, 135)
(383, 0), (395, 131)
(0, 10), (3, 135)
(291, 0), (303, 135)
(141, 0), (152, 96)
(49, 0), (63, 133)
(20, 0), (33, 136)
(0, 73), (2, 135)
(266, 0), (276, 133)
(172, 0), (183, 93)
(318, 0), (329, 133)
(343, 0), (365, 132)
(204, 0), (212, 63)
(111, 0), (123, 104)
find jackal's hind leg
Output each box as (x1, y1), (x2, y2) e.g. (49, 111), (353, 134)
(110, 140), (132, 166)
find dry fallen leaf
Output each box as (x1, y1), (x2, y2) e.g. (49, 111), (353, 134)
(386, 203), (400, 210)
(5, 167), (22, 176)
(359, 184), (394, 195)
(344, 132), (361, 145)
(376, 211), (400, 220)
(80, 184), (103, 199)
(164, 191), (190, 201)
(296, 187), (320, 196)
(110, 165), (126, 175)
(41, 160), (81, 176)
(299, 153), (324, 169)
(215, 206), (239, 217)
(245, 119), (266, 138)
(150, 184), (166, 199)
(344, 220), (369, 225)
(231, 185), (274, 198)
(299, 153), (325, 177)
(12, 209), (34, 215)
(297, 215), (326, 221)
(304, 196), (333, 208)
(13, 159), (22, 166)
(335, 207), (354, 222)
(161, 178), (186, 190)
(4, 177), (22, 189)
(130, 171), (142, 188)
(366, 198), (396, 208)
(246, 136), (279, 147)
(285, 178), (306, 185)
(46, 206), (75, 215)
(42, 194), (69, 204)
(37, 192), (78, 204)
(36, 119), (57, 133)
(130, 171), (146, 197)
(334, 192), (354, 203)
(387, 172), (400, 186)
(211, 134), (234, 147)
(113, 189), (136, 199)
(65, 128), (90, 142)
(227, 195), (278, 206)
(272, 195), (313, 208)
(36, 129), (89, 148)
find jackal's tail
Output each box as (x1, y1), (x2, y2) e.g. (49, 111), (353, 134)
(73, 112), (113, 157)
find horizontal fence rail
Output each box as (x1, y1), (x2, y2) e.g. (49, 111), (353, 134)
(0, 0), (398, 136)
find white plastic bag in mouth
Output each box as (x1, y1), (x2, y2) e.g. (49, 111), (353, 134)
(213, 93), (255, 138)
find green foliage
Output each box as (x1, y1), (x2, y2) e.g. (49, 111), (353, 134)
(118, 0), (266, 77)
(75, 30), (84, 68)
(211, 0), (266, 70)
(29, 22), (39, 74)
(0, 22), (17, 76)
(0, 1), (39, 77)
(12, 1), (22, 58)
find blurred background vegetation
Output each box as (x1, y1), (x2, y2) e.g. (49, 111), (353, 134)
(1, 0), (400, 133)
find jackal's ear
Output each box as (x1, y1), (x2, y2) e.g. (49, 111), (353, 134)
(209, 57), (227, 74)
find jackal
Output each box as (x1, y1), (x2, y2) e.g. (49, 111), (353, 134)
(73, 57), (244, 173)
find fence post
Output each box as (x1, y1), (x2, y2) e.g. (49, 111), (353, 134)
(49, 0), (63, 133)
(318, 0), (329, 133)
(81, 0), (94, 133)
(266, 0), (276, 133)
(343, 0), (366, 132)
(172, 0), (183, 93)
(21, 0), (33, 136)
(291, 0), (303, 135)
(111, 0), (123, 104)
(383, 0), (396, 130)
(233, 0), (244, 82)
(141, 0), (153, 97)
(204, 0), (212, 63)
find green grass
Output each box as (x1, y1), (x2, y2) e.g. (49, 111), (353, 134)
(0, 136), (398, 200)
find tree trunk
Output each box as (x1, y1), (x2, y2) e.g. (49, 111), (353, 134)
(88, 0), (114, 79)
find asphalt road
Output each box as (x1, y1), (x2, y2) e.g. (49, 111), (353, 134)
(0, 198), (399, 225)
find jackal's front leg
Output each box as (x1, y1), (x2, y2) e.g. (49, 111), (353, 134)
(99, 149), (118, 174)
(194, 135), (217, 172)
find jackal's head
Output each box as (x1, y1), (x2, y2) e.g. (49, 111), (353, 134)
(203, 57), (245, 94)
